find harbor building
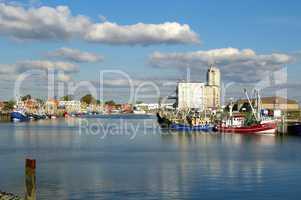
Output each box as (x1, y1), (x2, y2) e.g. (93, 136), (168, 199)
(58, 100), (81, 113)
(176, 65), (221, 111)
(237, 96), (299, 112)
(23, 99), (39, 113)
(45, 99), (58, 115)
(177, 82), (205, 110)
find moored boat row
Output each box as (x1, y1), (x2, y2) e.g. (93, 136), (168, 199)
(157, 89), (278, 135)
(10, 110), (54, 122)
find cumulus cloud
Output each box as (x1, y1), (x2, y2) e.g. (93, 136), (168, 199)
(57, 73), (72, 82)
(0, 3), (91, 40)
(84, 22), (200, 45)
(149, 48), (295, 82)
(16, 60), (78, 73)
(0, 3), (200, 45)
(0, 60), (77, 94)
(0, 60), (78, 76)
(48, 47), (104, 63)
(0, 64), (16, 74)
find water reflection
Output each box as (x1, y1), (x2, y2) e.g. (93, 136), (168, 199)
(160, 132), (277, 192)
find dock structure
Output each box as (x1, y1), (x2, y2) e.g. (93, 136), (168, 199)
(0, 192), (22, 200)
(25, 159), (36, 200)
(0, 159), (36, 200)
(0, 113), (10, 121)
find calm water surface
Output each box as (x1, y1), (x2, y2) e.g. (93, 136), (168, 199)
(0, 115), (301, 200)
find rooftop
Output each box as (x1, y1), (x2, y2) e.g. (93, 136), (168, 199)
(237, 96), (299, 105)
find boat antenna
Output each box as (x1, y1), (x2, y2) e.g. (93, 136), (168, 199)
(229, 98), (233, 117)
(158, 97), (162, 109)
(244, 88), (258, 121)
(255, 89), (262, 121)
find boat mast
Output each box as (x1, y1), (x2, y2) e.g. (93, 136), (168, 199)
(255, 89), (262, 121)
(229, 98), (233, 118)
(229, 98), (233, 126)
(244, 89), (258, 121)
(158, 97), (162, 110)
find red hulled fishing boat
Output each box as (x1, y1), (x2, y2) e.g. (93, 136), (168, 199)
(216, 90), (277, 134)
(216, 120), (277, 134)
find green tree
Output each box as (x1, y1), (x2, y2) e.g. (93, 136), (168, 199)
(81, 94), (96, 105)
(61, 95), (73, 101)
(136, 101), (143, 104)
(36, 98), (44, 105)
(21, 94), (31, 101)
(105, 100), (115, 106)
(3, 100), (15, 111)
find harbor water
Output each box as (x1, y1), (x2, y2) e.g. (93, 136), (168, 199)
(1, 115), (301, 199)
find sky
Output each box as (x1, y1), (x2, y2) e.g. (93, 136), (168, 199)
(0, 0), (301, 103)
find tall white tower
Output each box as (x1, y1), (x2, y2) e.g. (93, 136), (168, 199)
(207, 65), (221, 87)
(205, 65), (221, 110)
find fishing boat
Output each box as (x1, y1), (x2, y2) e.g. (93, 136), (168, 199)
(156, 79), (215, 132)
(156, 112), (172, 127)
(170, 123), (214, 132)
(11, 109), (29, 122)
(157, 109), (214, 132)
(216, 120), (277, 134)
(10, 100), (29, 122)
(287, 122), (301, 136)
(215, 89), (277, 134)
(133, 110), (146, 114)
(50, 115), (57, 119)
(133, 106), (147, 114)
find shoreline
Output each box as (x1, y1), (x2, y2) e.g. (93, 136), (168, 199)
(0, 191), (22, 200)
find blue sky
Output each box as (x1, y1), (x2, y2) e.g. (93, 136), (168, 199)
(0, 0), (300, 102)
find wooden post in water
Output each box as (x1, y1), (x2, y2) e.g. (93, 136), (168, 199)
(25, 159), (36, 200)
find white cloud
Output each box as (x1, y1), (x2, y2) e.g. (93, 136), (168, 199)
(0, 59), (75, 99)
(48, 47), (104, 63)
(57, 73), (72, 82)
(16, 60), (78, 73)
(0, 60), (78, 76)
(0, 3), (91, 40)
(0, 64), (16, 74)
(84, 22), (200, 45)
(149, 48), (295, 82)
(0, 3), (200, 45)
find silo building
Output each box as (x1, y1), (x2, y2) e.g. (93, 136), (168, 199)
(204, 65), (221, 110)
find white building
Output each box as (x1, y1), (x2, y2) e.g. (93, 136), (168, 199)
(176, 65), (221, 111)
(58, 100), (81, 113)
(135, 103), (173, 111)
(177, 82), (205, 110)
(207, 65), (220, 87)
(135, 103), (159, 111)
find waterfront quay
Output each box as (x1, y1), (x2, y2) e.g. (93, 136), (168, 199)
(1, 93), (300, 135)
(0, 94), (162, 120)
(0, 113), (10, 122)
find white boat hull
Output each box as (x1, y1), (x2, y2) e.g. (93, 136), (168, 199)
(256, 128), (277, 134)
